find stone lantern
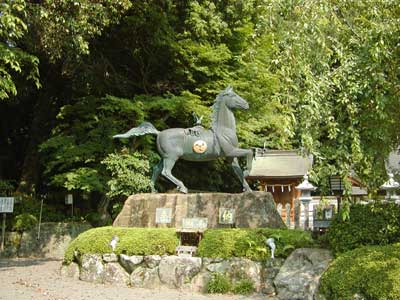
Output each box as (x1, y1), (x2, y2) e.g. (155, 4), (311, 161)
(296, 174), (316, 230)
(380, 173), (400, 203)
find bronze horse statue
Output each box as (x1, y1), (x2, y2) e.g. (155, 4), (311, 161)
(113, 86), (253, 193)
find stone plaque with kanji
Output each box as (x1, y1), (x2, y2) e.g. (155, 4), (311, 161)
(218, 208), (235, 224)
(156, 208), (172, 224)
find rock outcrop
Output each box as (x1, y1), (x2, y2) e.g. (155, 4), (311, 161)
(274, 248), (333, 300)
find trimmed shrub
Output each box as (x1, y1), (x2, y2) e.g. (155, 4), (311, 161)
(12, 213), (38, 232)
(319, 243), (400, 300)
(64, 227), (179, 264)
(206, 273), (232, 294)
(327, 202), (400, 255)
(197, 228), (314, 260)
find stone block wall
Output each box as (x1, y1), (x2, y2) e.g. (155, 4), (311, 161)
(62, 248), (332, 299)
(1, 222), (92, 259)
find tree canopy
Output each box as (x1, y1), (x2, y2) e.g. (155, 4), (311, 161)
(1, 0), (399, 213)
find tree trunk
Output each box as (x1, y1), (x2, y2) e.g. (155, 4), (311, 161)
(97, 195), (112, 225)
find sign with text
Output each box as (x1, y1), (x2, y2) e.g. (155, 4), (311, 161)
(65, 194), (73, 205)
(156, 208), (172, 224)
(182, 217), (208, 229)
(0, 197), (14, 213)
(218, 208), (235, 224)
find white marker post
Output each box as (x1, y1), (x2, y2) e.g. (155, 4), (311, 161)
(65, 194), (73, 217)
(0, 197), (14, 251)
(37, 195), (45, 240)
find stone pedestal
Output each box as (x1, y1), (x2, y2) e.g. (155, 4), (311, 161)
(113, 191), (285, 229)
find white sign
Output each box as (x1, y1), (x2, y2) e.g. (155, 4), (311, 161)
(65, 194), (73, 205)
(156, 208), (172, 224)
(0, 197), (14, 213)
(218, 208), (235, 224)
(182, 218), (208, 229)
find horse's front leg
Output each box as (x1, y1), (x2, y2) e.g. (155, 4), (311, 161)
(230, 157), (252, 192)
(225, 148), (253, 176)
(150, 160), (163, 193)
(161, 157), (188, 194)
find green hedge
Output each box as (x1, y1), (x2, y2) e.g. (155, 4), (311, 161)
(327, 202), (400, 255)
(197, 228), (315, 260)
(320, 243), (400, 300)
(64, 227), (179, 264)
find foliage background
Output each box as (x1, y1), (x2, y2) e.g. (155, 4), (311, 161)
(0, 0), (399, 216)
(326, 202), (400, 255)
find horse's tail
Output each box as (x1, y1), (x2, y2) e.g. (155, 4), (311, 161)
(113, 122), (160, 139)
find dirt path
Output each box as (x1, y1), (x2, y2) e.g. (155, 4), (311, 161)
(0, 258), (274, 300)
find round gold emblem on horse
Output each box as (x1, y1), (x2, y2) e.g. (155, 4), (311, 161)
(193, 140), (207, 153)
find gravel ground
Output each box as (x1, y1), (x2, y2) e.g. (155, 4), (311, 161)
(0, 258), (276, 300)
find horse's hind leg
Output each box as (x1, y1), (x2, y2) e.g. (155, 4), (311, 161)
(161, 157), (188, 194)
(150, 159), (163, 193)
(231, 157), (252, 192)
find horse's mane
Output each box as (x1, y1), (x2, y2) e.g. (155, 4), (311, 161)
(211, 92), (223, 129)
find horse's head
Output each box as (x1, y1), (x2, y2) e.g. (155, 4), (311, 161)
(217, 86), (249, 110)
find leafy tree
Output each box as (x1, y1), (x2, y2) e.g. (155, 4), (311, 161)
(2, 0), (133, 192)
(0, 0), (40, 100)
(25, 0), (132, 67)
(101, 151), (152, 198)
(2, 0), (400, 218)
(261, 0), (400, 193)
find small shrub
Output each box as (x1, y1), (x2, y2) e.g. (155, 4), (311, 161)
(233, 278), (254, 294)
(206, 273), (232, 294)
(197, 228), (314, 260)
(327, 202), (400, 255)
(0, 180), (15, 195)
(12, 213), (38, 232)
(319, 243), (400, 299)
(64, 226), (179, 264)
(9, 194), (66, 228)
(85, 212), (107, 227)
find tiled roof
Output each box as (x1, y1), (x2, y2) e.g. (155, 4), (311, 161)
(248, 150), (313, 178)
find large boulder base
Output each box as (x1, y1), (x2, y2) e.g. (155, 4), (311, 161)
(113, 191), (284, 228)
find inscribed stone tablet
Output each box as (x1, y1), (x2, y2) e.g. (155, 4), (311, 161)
(156, 208), (172, 224)
(218, 208), (235, 224)
(182, 217), (208, 229)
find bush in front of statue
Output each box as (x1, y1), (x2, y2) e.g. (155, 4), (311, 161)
(197, 228), (315, 260)
(64, 226), (179, 264)
(319, 243), (400, 299)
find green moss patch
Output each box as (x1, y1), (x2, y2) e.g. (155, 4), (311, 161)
(197, 228), (314, 260)
(320, 243), (400, 300)
(64, 226), (179, 264)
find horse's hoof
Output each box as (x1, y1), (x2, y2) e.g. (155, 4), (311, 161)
(243, 187), (252, 193)
(178, 186), (188, 194)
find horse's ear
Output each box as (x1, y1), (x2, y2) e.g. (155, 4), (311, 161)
(226, 85), (233, 92)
